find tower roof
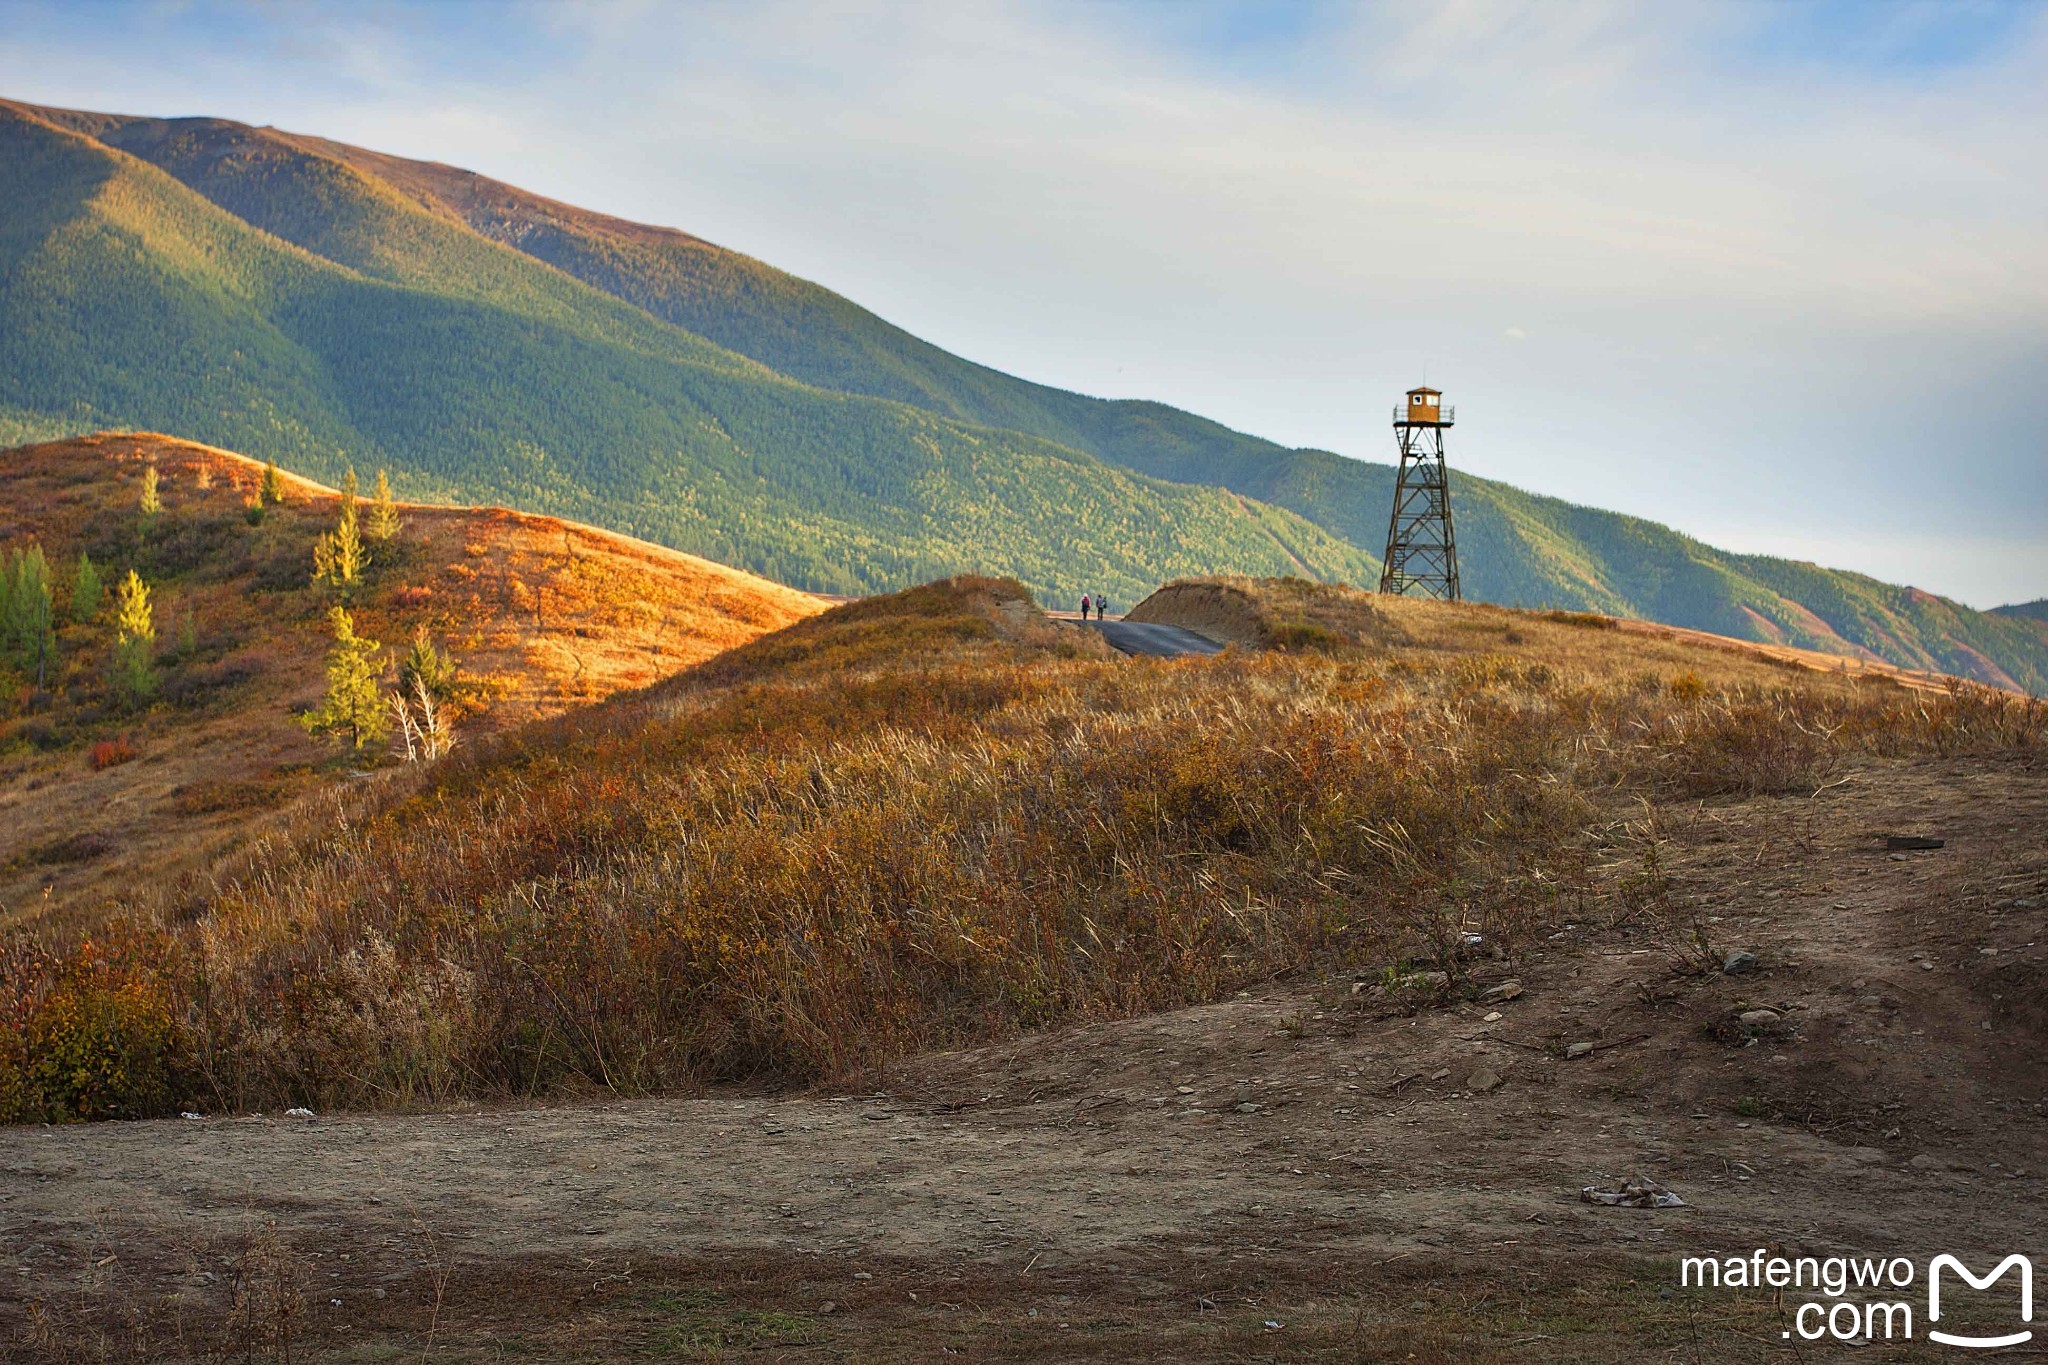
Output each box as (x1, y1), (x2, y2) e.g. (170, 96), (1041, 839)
(1407, 385), (1441, 396)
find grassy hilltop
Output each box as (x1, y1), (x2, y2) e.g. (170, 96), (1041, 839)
(1, 571), (2033, 1123)
(1, 98), (2042, 688)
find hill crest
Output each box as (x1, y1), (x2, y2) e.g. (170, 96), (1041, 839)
(0, 431), (821, 930)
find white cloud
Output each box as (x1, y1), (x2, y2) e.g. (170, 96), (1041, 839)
(1, 0), (2043, 604)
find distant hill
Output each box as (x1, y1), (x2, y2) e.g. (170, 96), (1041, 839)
(0, 432), (820, 930)
(2, 97), (2042, 690)
(261, 116), (2048, 692)
(0, 99), (1372, 603)
(1991, 601), (2048, 665)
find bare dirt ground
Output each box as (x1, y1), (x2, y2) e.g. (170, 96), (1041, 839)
(2, 751), (2042, 1361)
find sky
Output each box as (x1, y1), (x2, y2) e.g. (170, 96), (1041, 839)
(3, 0), (2044, 607)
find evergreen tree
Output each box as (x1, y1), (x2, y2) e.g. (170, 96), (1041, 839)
(260, 460), (284, 506)
(2, 546), (57, 688)
(368, 468), (401, 542)
(301, 606), (388, 751)
(398, 623), (459, 703)
(138, 463), (162, 517)
(111, 569), (156, 704)
(71, 552), (103, 623)
(312, 468), (367, 594)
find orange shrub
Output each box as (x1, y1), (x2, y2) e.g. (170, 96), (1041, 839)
(89, 735), (138, 770)
(0, 929), (182, 1123)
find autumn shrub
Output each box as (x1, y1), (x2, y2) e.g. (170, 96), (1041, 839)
(0, 929), (180, 1122)
(181, 645), (2016, 1112)
(1269, 621), (1345, 652)
(89, 734), (138, 770)
(1667, 670), (1708, 702)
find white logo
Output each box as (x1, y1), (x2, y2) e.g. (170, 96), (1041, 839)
(1928, 1254), (2033, 1349)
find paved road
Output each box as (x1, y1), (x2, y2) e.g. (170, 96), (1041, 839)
(1078, 619), (1226, 658)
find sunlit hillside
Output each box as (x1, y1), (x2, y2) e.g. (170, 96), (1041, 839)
(0, 98), (1376, 601)
(0, 432), (821, 931)
(1127, 576), (1988, 695)
(3, 573), (2032, 1124)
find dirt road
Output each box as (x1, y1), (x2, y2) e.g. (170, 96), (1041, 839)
(3, 753), (2042, 1360)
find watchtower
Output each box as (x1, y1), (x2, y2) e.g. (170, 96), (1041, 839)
(1378, 385), (1461, 601)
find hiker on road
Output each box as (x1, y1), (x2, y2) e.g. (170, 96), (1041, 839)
(1080, 594), (1092, 621)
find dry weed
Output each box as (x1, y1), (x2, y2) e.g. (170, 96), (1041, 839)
(3, 577), (2037, 1119)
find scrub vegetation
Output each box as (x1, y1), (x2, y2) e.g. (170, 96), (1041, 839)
(2, 575), (2034, 1123)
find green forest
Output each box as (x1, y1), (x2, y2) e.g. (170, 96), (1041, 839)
(0, 101), (1371, 603)
(3, 97), (2044, 689)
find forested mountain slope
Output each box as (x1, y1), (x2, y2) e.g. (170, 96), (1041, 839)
(0, 100), (1371, 601)
(3, 98), (2041, 688)
(216, 116), (2042, 691)
(1990, 601), (2048, 665)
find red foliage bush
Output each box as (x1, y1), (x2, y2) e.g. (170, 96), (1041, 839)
(391, 585), (435, 607)
(90, 735), (138, 771)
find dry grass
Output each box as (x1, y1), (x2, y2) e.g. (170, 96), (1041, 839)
(1135, 574), (1995, 696)
(1125, 574), (1403, 654)
(0, 432), (821, 932)
(3, 574), (2035, 1123)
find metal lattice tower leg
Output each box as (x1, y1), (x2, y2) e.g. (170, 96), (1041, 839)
(1379, 420), (1460, 601)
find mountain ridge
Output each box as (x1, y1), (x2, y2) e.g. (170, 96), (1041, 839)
(0, 97), (1375, 601)
(2, 97), (2041, 690)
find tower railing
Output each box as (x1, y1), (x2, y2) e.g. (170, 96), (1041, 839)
(1392, 406), (1455, 425)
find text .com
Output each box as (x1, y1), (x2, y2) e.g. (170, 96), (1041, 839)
(1681, 1251), (2033, 1347)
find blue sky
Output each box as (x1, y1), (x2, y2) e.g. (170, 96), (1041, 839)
(3, 0), (2044, 606)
